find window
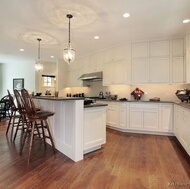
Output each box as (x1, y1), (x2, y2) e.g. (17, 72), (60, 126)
(42, 75), (55, 87)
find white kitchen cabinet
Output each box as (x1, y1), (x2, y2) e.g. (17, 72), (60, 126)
(105, 102), (128, 129)
(132, 57), (170, 84)
(84, 106), (106, 154)
(172, 57), (184, 83)
(160, 103), (173, 132)
(132, 42), (149, 58)
(174, 105), (190, 156)
(129, 103), (159, 131)
(184, 34), (190, 83)
(172, 39), (184, 56)
(149, 58), (170, 83)
(106, 102), (119, 128)
(129, 108), (144, 129)
(105, 45), (125, 63)
(103, 60), (126, 85)
(119, 103), (127, 128)
(89, 52), (104, 73)
(131, 59), (149, 84)
(150, 40), (170, 57)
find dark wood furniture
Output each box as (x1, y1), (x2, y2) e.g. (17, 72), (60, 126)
(20, 88), (55, 164)
(6, 90), (21, 141)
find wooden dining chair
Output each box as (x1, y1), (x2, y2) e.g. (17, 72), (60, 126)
(6, 90), (21, 141)
(20, 88), (56, 164)
(13, 89), (28, 144)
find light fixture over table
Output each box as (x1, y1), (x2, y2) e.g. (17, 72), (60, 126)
(35, 38), (44, 72)
(63, 14), (76, 64)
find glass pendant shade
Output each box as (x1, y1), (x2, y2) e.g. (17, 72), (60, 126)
(35, 38), (44, 72)
(35, 60), (44, 72)
(63, 14), (75, 64)
(63, 45), (76, 64)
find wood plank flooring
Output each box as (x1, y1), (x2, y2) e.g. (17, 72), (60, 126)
(0, 119), (190, 189)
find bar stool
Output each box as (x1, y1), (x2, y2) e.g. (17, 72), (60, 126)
(20, 88), (56, 164)
(13, 89), (28, 144)
(6, 90), (21, 141)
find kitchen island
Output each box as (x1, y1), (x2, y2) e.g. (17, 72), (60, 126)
(33, 96), (107, 162)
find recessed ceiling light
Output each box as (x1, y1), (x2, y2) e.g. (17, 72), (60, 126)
(50, 56), (54, 58)
(94, 36), (99, 39)
(123, 13), (130, 18)
(19, 49), (24, 51)
(183, 19), (190, 23)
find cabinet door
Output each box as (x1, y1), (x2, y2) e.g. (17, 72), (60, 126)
(161, 104), (173, 132)
(172, 39), (184, 56)
(129, 109), (144, 129)
(149, 58), (170, 83)
(103, 63), (114, 85)
(132, 42), (149, 58)
(119, 108), (127, 128)
(174, 106), (181, 139)
(150, 40), (170, 56)
(106, 104), (119, 127)
(179, 114), (189, 152)
(114, 60), (125, 84)
(172, 57), (184, 83)
(143, 109), (159, 131)
(132, 59), (149, 84)
(84, 107), (106, 151)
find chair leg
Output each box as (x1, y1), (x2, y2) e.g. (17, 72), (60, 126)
(13, 115), (22, 142)
(40, 120), (47, 148)
(27, 121), (35, 164)
(10, 111), (17, 141)
(44, 119), (56, 153)
(20, 121), (30, 155)
(6, 111), (13, 135)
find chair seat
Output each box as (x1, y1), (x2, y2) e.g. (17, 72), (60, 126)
(28, 111), (54, 120)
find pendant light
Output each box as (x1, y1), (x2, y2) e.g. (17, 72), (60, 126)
(35, 38), (44, 72)
(63, 14), (76, 64)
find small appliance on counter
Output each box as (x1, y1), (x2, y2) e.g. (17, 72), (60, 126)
(149, 97), (160, 101)
(119, 98), (128, 101)
(84, 98), (95, 105)
(131, 87), (144, 100)
(99, 91), (104, 99)
(175, 89), (190, 102)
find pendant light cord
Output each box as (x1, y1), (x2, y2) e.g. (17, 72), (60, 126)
(37, 38), (41, 60)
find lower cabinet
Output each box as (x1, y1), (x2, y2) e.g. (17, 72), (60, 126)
(83, 106), (106, 154)
(129, 103), (159, 131)
(174, 105), (190, 156)
(101, 101), (173, 135)
(105, 102), (128, 129)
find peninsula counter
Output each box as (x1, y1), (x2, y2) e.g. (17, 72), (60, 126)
(33, 96), (107, 162)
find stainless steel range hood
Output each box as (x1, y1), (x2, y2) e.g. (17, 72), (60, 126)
(78, 71), (103, 81)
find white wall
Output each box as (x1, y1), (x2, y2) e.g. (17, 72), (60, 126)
(0, 59), (35, 97)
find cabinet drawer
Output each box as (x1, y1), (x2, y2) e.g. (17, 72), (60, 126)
(129, 103), (159, 109)
(119, 102), (128, 108)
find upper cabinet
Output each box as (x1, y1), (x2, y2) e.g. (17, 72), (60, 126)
(185, 34), (190, 83)
(89, 52), (104, 73)
(105, 45), (125, 63)
(103, 60), (126, 86)
(131, 38), (184, 84)
(103, 45), (127, 86)
(150, 40), (170, 56)
(132, 42), (149, 58)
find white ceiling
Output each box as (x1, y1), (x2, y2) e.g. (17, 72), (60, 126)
(0, 0), (190, 64)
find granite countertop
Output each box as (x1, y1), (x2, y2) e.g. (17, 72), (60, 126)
(174, 102), (190, 109)
(96, 98), (174, 103)
(32, 96), (84, 101)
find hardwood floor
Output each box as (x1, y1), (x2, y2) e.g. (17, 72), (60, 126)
(0, 119), (190, 189)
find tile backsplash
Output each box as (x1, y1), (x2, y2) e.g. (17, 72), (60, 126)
(60, 81), (190, 102)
